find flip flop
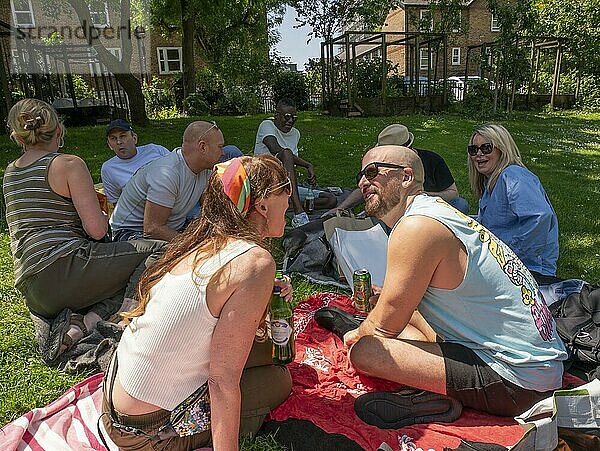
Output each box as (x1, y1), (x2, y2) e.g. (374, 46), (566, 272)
(354, 388), (463, 429)
(314, 307), (366, 341)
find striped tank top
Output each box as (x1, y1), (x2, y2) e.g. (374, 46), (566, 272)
(3, 153), (87, 285)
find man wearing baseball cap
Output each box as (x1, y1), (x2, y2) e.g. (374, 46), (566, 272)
(324, 123), (469, 217)
(101, 119), (170, 205)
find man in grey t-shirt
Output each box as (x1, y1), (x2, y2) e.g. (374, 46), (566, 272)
(110, 121), (224, 242)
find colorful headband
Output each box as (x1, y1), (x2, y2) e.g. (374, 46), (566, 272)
(214, 158), (251, 214)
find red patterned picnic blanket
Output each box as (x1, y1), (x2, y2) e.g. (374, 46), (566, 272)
(1, 292), (582, 451)
(269, 292), (582, 451)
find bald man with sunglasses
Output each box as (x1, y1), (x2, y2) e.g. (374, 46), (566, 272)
(324, 124), (469, 218)
(254, 98), (336, 227)
(329, 144), (567, 427)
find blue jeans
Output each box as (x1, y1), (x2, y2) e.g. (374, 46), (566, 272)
(219, 145), (243, 163)
(448, 196), (470, 215)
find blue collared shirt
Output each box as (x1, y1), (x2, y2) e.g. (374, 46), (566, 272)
(477, 165), (559, 276)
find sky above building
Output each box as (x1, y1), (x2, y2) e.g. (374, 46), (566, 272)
(274, 6), (321, 71)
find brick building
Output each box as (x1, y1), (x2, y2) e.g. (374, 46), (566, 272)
(5, 0), (187, 78)
(383, 0), (501, 78)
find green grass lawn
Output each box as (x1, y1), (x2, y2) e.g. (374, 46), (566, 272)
(0, 110), (599, 440)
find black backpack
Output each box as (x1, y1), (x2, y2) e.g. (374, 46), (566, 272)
(551, 283), (600, 381)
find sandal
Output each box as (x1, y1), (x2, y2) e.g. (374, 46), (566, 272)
(354, 388), (462, 429)
(43, 310), (87, 363)
(314, 307), (366, 341)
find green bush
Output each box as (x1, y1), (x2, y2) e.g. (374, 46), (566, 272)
(195, 68), (224, 106)
(462, 79), (495, 117)
(575, 75), (600, 110)
(143, 77), (177, 119)
(183, 93), (211, 116)
(72, 75), (97, 99)
(272, 71), (309, 110)
(214, 86), (262, 115)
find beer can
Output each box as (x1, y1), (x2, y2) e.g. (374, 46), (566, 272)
(353, 269), (372, 312)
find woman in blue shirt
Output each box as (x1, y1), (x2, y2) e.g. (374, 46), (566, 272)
(467, 124), (559, 280)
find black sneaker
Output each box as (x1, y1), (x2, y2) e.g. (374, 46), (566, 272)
(354, 388), (462, 429)
(313, 307), (366, 341)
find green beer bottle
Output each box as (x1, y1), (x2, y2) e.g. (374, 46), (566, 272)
(270, 270), (295, 364)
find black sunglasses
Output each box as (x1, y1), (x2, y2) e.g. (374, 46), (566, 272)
(278, 112), (298, 123)
(467, 142), (494, 156)
(356, 162), (405, 184)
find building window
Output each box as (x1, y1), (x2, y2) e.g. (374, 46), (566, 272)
(89, 1), (110, 27)
(419, 48), (431, 70)
(10, 0), (35, 28)
(419, 10), (433, 32)
(89, 48), (121, 75)
(451, 47), (461, 65)
(491, 13), (500, 32)
(157, 47), (182, 74)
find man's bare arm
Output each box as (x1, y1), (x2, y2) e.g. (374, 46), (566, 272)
(263, 136), (316, 184)
(427, 182), (459, 202)
(143, 201), (179, 241)
(262, 135), (287, 156)
(344, 216), (448, 346)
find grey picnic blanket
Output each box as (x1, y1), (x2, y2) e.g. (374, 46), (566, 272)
(29, 292), (125, 373)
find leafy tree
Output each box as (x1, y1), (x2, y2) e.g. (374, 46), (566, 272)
(149, 0), (286, 98)
(272, 71), (309, 109)
(533, 0), (600, 77)
(290, 0), (401, 43)
(485, 0), (536, 112)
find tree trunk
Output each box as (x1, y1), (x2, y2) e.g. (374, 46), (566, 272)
(0, 52), (11, 124)
(181, 0), (196, 100)
(114, 73), (149, 125)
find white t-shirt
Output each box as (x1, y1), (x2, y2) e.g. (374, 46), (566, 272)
(110, 148), (210, 234)
(254, 119), (300, 156)
(101, 143), (170, 204)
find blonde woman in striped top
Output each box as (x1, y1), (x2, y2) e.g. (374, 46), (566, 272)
(3, 99), (166, 361)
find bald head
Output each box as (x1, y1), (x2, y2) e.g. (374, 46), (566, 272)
(183, 121), (218, 143)
(363, 145), (425, 186)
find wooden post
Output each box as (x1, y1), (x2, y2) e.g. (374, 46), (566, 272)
(345, 33), (351, 114)
(550, 44), (561, 109)
(414, 35), (420, 102)
(442, 34), (448, 106)
(527, 40), (535, 105)
(320, 42), (326, 109)
(381, 33), (387, 115)
(330, 40), (335, 104)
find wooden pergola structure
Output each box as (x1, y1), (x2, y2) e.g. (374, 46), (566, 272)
(321, 30), (449, 116)
(464, 36), (572, 110)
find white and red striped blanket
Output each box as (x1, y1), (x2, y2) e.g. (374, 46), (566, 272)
(0, 373), (117, 451)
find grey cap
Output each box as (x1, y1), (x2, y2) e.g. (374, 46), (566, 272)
(377, 124), (414, 147)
